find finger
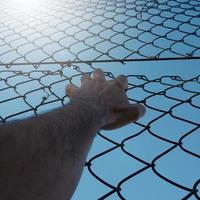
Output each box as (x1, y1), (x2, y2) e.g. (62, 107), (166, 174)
(102, 104), (145, 130)
(114, 75), (128, 91)
(93, 68), (105, 80)
(126, 103), (146, 119)
(65, 84), (78, 97)
(81, 73), (92, 86)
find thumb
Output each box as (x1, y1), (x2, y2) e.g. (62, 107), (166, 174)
(102, 104), (146, 130)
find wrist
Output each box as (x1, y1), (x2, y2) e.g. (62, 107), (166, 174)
(68, 100), (107, 131)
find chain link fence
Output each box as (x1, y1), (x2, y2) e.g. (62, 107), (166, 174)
(0, 0), (199, 199)
(0, 0), (200, 64)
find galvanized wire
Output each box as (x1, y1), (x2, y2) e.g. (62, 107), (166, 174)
(0, 0), (200, 64)
(0, 0), (200, 199)
(0, 62), (199, 199)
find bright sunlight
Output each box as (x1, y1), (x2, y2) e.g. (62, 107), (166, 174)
(5, 0), (43, 12)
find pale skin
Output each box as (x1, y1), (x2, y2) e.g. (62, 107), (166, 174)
(0, 69), (145, 200)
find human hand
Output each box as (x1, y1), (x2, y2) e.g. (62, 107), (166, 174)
(66, 69), (145, 130)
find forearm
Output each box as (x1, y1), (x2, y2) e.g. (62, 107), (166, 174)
(0, 102), (102, 200)
(0, 68), (145, 200)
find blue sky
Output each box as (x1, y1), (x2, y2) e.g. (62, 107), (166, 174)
(71, 60), (200, 200)
(0, 0), (199, 199)
(1, 60), (199, 199)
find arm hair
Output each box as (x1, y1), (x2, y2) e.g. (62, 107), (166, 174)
(0, 102), (102, 200)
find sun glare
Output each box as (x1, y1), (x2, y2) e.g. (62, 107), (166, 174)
(7, 0), (42, 11)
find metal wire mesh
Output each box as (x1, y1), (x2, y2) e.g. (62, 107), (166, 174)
(0, 0), (200, 65)
(0, 0), (200, 199)
(0, 62), (199, 199)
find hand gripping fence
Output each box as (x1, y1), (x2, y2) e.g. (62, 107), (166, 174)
(0, 0), (199, 199)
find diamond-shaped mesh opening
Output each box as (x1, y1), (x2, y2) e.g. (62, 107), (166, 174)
(0, 0), (199, 199)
